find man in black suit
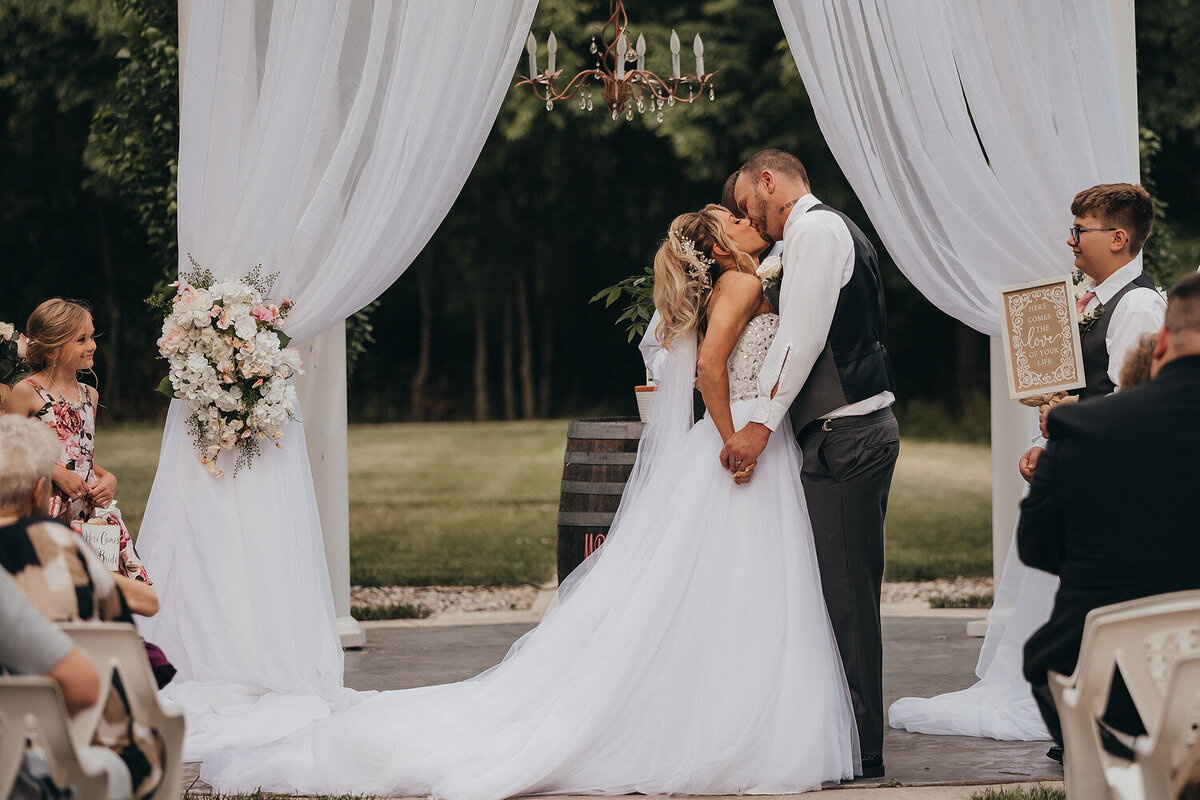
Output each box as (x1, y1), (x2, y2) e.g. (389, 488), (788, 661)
(1019, 271), (1200, 747)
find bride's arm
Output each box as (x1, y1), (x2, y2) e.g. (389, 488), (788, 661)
(697, 272), (763, 444)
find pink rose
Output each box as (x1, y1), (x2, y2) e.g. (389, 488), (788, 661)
(251, 304), (276, 323)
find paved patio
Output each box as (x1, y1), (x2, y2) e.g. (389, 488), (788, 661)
(182, 607), (1064, 797)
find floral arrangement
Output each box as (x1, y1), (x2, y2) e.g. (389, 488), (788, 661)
(0, 322), (23, 408)
(149, 257), (302, 477)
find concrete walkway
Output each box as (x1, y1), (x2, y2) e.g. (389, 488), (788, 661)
(183, 604), (1064, 798)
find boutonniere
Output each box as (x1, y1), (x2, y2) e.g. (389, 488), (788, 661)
(757, 255), (783, 290)
(1072, 270), (1104, 334)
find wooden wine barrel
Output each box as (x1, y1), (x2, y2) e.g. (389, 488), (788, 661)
(556, 417), (644, 583)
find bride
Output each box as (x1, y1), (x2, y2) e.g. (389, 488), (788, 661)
(201, 205), (860, 797)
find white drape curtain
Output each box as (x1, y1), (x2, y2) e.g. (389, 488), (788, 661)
(775, 0), (1134, 336)
(137, 0), (537, 759)
(773, 0), (1135, 740)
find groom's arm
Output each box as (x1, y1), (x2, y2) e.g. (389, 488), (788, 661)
(720, 214), (851, 470)
(748, 216), (851, 429)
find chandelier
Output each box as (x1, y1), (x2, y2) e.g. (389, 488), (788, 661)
(516, 0), (716, 122)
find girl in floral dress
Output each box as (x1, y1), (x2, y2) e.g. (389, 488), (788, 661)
(6, 299), (158, 617)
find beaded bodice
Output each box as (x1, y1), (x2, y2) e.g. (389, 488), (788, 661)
(727, 313), (780, 404)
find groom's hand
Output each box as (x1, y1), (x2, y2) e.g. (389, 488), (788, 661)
(720, 422), (771, 472)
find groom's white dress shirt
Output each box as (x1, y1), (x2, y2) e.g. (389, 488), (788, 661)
(750, 194), (894, 431)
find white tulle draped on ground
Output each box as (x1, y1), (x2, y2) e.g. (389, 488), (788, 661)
(136, 0), (537, 760)
(773, 0), (1133, 740)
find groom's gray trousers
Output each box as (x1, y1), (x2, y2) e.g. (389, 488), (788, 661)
(797, 406), (899, 757)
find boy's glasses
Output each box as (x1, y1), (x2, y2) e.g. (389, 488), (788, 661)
(1069, 224), (1119, 246)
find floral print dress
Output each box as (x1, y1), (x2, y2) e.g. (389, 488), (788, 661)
(23, 378), (151, 583)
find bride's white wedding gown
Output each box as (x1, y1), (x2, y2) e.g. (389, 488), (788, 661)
(201, 314), (859, 797)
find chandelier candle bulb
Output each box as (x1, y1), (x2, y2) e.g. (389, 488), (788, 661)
(526, 33), (537, 77)
(636, 33), (646, 72)
(670, 30), (681, 79)
(693, 34), (704, 77)
(547, 32), (557, 75)
(616, 33), (628, 80)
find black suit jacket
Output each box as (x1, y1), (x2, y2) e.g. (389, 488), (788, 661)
(1019, 354), (1200, 687)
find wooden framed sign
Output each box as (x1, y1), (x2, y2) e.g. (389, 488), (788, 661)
(998, 275), (1086, 400)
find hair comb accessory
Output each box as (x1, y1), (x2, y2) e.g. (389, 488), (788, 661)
(672, 231), (716, 289)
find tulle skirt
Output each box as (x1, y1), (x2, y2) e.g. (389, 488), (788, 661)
(201, 401), (859, 797)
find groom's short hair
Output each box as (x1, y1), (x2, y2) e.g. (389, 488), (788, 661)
(740, 149), (809, 188)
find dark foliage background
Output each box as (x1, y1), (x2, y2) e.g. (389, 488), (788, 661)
(1, 0), (1195, 439)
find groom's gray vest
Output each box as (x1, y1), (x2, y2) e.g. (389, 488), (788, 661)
(766, 204), (895, 432)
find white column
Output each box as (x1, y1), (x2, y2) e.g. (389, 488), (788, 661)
(295, 323), (365, 648)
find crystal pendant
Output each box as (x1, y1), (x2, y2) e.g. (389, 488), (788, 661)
(546, 99), (554, 111)
(709, 86), (715, 101)
(668, 95), (675, 107)
(656, 110), (663, 123)
(626, 107), (634, 121)
(611, 109), (618, 121)
(579, 95), (586, 109)
(688, 88), (694, 101)
(637, 97), (645, 113)
(587, 97), (594, 111)
(590, 37), (598, 54)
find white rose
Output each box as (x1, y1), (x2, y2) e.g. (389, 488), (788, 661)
(756, 255), (783, 282)
(0, 322), (14, 341)
(233, 314), (259, 340)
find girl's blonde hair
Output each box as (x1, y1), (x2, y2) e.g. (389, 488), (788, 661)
(652, 204), (756, 347)
(24, 298), (94, 372)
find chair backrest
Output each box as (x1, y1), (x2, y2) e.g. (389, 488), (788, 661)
(58, 621), (185, 800)
(0, 675), (110, 799)
(1076, 590), (1200, 727)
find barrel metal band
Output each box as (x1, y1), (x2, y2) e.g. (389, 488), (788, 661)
(559, 480), (628, 496)
(557, 511), (617, 526)
(563, 451), (638, 466)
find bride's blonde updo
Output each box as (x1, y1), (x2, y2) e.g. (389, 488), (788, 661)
(652, 204), (756, 347)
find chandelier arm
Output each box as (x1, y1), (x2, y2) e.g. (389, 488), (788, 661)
(515, 70), (601, 103)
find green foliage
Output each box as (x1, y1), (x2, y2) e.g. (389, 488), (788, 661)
(590, 264), (655, 343)
(85, 0), (178, 276)
(351, 602), (432, 621)
(929, 592), (994, 609)
(1140, 127), (1186, 289)
(346, 300), (381, 378)
(969, 785), (1066, 800)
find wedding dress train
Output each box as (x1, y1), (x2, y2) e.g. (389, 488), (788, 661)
(200, 315), (860, 797)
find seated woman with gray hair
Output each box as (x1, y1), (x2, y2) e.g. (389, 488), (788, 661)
(0, 415), (165, 800)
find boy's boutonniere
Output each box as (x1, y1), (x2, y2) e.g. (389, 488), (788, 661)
(1072, 270), (1104, 334)
(757, 255), (783, 290)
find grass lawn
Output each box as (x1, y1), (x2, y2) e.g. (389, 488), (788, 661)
(98, 420), (991, 586)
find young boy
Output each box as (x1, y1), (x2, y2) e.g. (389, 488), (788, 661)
(1020, 183), (1166, 481)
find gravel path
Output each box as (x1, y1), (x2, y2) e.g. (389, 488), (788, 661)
(353, 577), (995, 618)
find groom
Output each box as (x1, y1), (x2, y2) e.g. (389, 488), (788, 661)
(725, 149), (898, 779)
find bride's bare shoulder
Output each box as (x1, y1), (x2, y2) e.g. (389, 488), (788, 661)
(710, 270), (763, 310)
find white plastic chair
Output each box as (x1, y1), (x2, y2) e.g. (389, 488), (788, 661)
(60, 622), (185, 800)
(1132, 654), (1200, 800)
(1049, 589), (1200, 800)
(0, 675), (111, 798)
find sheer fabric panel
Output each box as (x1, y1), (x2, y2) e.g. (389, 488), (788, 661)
(137, 0), (538, 760)
(774, 0), (1132, 335)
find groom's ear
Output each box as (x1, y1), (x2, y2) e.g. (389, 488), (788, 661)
(1150, 325), (1169, 378)
(760, 170), (776, 194)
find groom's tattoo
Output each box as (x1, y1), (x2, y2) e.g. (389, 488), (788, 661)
(779, 198), (800, 214)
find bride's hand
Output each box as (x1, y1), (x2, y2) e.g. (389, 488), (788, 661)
(731, 461), (756, 485)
